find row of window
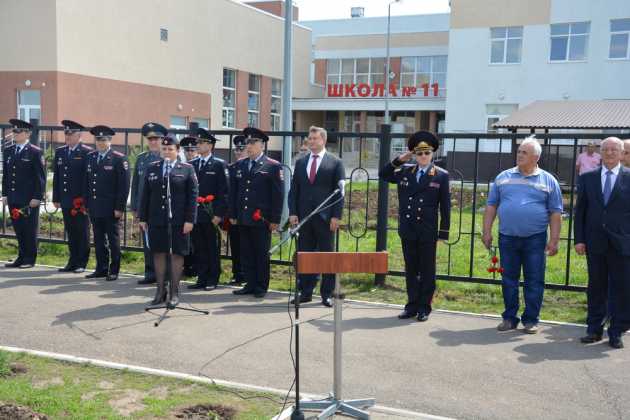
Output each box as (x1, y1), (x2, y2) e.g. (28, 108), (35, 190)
(326, 56), (448, 97)
(490, 18), (630, 64)
(222, 68), (281, 130)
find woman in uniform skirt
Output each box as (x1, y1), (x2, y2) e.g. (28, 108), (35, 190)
(138, 136), (198, 308)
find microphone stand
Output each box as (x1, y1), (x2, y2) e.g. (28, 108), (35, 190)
(271, 188), (342, 420)
(147, 159), (209, 327)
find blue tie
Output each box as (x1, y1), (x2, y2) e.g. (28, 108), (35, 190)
(603, 170), (613, 205)
(248, 159), (254, 172)
(417, 169), (425, 183)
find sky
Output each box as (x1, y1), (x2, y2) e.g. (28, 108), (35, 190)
(246, 0), (451, 21)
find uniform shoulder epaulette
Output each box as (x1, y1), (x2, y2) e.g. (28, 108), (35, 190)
(5, 144), (15, 150)
(29, 144), (42, 151)
(88, 150), (98, 156)
(266, 157), (280, 165)
(188, 157), (200, 163)
(149, 160), (162, 167)
(213, 156), (225, 163)
(56, 145), (68, 151)
(81, 144), (93, 151)
(179, 161), (193, 167)
(137, 150), (148, 157)
(112, 150), (125, 157)
(435, 165), (448, 174)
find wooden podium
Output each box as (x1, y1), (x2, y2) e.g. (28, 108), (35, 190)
(283, 251), (388, 420)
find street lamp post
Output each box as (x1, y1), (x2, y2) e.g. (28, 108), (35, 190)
(384, 0), (401, 125)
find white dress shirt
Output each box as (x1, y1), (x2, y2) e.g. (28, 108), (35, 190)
(306, 148), (326, 177)
(601, 163), (621, 192)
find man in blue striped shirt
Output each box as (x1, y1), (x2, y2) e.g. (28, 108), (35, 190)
(483, 137), (563, 334)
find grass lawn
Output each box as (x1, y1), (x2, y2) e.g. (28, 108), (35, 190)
(0, 350), (281, 419)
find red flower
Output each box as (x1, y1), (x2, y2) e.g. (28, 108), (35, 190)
(70, 209), (78, 217)
(222, 218), (231, 231)
(196, 197), (205, 204)
(72, 197), (84, 208)
(497, 267), (505, 274)
(491, 255), (499, 264)
(252, 209), (263, 222)
(205, 194), (215, 202)
(10, 208), (21, 220)
(487, 267), (496, 273)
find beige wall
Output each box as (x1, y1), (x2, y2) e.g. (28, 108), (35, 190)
(0, 0), (57, 71)
(314, 32), (449, 51)
(450, 0), (551, 29)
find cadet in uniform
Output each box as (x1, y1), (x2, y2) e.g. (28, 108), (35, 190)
(52, 120), (92, 273)
(180, 136), (199, 277)
(131, 122), (167, 285)
(226, 134), (247, 285)
(188, 128), (228, 290)
(138, 136), (198, 308)
(1, 119), (46, 268)
(84, 125), (130, 281)
(229, 127), (284, 298)
(379, 131), (450, 322)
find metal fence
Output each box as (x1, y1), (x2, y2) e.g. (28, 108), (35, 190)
(1, 121), (623, 292)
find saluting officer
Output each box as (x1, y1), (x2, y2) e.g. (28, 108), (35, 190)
(226, 134), (247, 285)
(131, 122), (167, 285)
(229, 127), (284, 298)
(379, 131), (451, 322)
(138, 136), (198, 308)
(188, 128), (228, 291)
(84, 125), (130, 281)
(180, 136), (199, 277)
(52, 120), (92, 273)
(1, 119), (46, 269)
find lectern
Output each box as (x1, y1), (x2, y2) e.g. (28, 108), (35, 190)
(279, 251), (388, 420)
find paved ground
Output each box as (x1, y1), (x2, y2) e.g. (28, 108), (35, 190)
(0, 265), (628, 420)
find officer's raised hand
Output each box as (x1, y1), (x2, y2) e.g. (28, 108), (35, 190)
(397, 151), (414, 163)
(29, 199), (40, 208)
(183, 222), (194, 234)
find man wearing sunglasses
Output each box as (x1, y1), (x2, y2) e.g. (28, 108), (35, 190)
(2, 119), (46, 269)
(131, 122), (168, 285)
(379, 131), (451, 322)
(52, 120), (93, 273)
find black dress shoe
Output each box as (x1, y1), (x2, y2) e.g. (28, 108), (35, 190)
(417, 312), (430, 322)
(290, 296), (313, 305)
(205, 285), (218, 291)
(187, 283), (206, 290)
(609, 336), (624, 349)
(137, 278), (156, 285)
(228, 278), (243, 285)
(580, 333), (603, 344)
(85, 271), (108, 279)
(106, 274), (118, 282)
(322, 297), (333, 308)
(58, 265), (74, 272)
(233, 288), (254, 295)
(253, 291), (266, 298)
(397, 311), (416, 320)
(4, 261), (22, 268)
(73, 267), (86, 274)
(18, 264), (34, 269)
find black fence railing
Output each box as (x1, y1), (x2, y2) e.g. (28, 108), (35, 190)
(1, 120), (622, 292)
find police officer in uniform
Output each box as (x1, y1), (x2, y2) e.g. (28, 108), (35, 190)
(138, 136), (198, 308)
(229, 127), (284, 298)
(84, 125), (130, 281)
(180, 136), (199, 276)
(379, 131), (450, 322)
(188, 128), (228, 290)
(2, 119), (46, 268)
(52, 120), (92, 273)
(131, 122), (167, 285)
(226, 134), (247, 285)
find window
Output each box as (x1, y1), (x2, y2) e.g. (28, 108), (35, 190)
(326, 58), (386, 86)
(192, 118), (209, 129)
(610, 18), (630, 59)
(160, 28), (168, 42)
(170, 116), (187, 140)
(550, 22), (590, 61)
(271, 78), (282, 131)
(486, 104), (518, 133)
(399, 55), (448, 97)
(490, 26), (523, 64)
(17, 90), (41, 121)
(222, 68), (236, 128)
(248, 74), (260, 127)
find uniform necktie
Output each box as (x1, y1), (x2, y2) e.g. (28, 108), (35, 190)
(97, 154), (103, 165)
(164, 163), (172, 179)
(248, 159), (254, 172)
(417, 169), (425, 183)
(309, 155), (318, 184)
(603, 170), (612, 205)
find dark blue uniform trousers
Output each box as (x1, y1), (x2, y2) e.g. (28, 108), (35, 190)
(12, 206), (39, 265)
(240, 225), (271, 294)
(401, 238), (437, 315)
(90, 215), (121, 275)
(62, 208), (90, 268)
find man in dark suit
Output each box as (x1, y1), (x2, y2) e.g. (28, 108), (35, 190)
(575, 136), (630, 349)
(188, 128), (228, 291)
(288, 126), (345, 307)
(2, 119), (46, 269)
(52, 120), (92, 273)
(229, 127), (284, 298)
(84, 125), (130, 282)
(379, 131), (450, 322)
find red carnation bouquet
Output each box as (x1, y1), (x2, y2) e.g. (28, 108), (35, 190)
(10, 206), (30, 221)
(487, 248), (504, 274)
(70, 197), (87, 217)
(252, 209), (268, 225)
(196, 194), (216, 216)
